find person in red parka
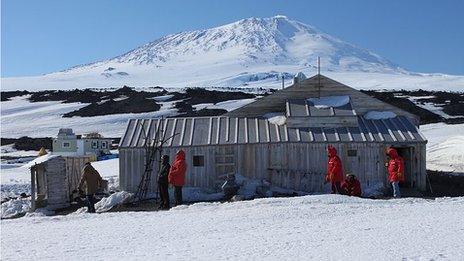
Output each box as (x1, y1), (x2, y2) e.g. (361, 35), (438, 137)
(326, 145), (344, 194)
(169, 150), (187, 205)
(341, 174), (362, 197)
(386, 147), (405, 198)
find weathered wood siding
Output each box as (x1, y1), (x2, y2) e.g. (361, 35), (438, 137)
(43, 157), (69, 210)
(63, 155), (95, 199)
(120, 142), (427, 194)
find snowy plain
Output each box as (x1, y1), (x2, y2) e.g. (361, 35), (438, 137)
(1, 195), (464, 260)
(0, 95), (258, 138)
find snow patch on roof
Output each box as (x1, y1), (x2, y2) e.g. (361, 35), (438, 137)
(22, 154), (60, 169)
(307, 95), (350, 109)
(264, 112), (287, 126)
(364, 111), (397, 120)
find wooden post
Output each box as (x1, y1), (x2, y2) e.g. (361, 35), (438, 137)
(30, 167), (36, 212)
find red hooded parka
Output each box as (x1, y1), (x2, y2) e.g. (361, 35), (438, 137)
(169, 150), (187, 186)
(341, 176), (362, 197)
(387, 148), (405, 183)
(326, 146), (344, 183)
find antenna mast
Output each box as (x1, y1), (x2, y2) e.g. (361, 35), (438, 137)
(317, 56), (321, 98)
(281, 75), (284, 90)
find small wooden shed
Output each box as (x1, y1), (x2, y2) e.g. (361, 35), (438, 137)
(27, 155), (69, 210)
(27, 154), (95, 211)
(118, 74), (428, 194)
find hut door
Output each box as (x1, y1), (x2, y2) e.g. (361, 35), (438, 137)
(267, 144), (286, 187)
(396, 147), (414, 188)
(215, 146), (236, 180)
(268, 144), (284, 169)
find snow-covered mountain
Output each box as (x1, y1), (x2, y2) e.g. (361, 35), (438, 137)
(2, 15), (464, 90)
(103, 15), (400, 73)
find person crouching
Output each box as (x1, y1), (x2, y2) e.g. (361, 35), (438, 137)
(168, 150), (187, 206)
(341, 174), (362, 197)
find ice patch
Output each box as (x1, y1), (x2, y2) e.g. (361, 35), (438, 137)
(95, 191), (134, 213)
(307, 95), (350, 109)
(25, 208), (54, 217)
(364, 111), (397, 120)
(1, 198), (30, 219)
(151, 94), (174, 102)
(180, 187), (224, 202)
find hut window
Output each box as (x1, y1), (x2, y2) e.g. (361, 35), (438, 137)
(347, 149), (357, 157)
(62, 142), (70, 148)
(101, 141), (107, 149)
(193, 155), (204, 167)
(92, 141), (98, 149)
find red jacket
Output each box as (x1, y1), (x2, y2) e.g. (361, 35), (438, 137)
(168, 150), (187, 186)
(341, 177), (362, 197)
(326, 146), (344, 183)
(387, 148), (405, 183)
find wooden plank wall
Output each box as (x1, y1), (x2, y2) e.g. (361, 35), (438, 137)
(44, 157), (69, 210)
(64, 155), (95, 198)
(120, 142), (427, 194)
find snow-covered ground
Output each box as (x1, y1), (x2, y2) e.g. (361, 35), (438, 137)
(0, 95), (257, 138)
(1, 195), (464, 260)
(421, 123), (464, 173)
(3, 66), (464, 92)
(0, 95), (178, 138)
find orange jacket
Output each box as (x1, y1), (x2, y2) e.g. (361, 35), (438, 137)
(168, 150), (187, 186)
(387, 148), (405, 183)
(326, 146), (344, 183)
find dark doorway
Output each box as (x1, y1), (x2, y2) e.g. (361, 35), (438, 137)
(395, 147), (414, 188)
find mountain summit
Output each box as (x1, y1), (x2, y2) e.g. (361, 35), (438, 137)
(3, 16), (463, 91)
(84, 15), (400, 73)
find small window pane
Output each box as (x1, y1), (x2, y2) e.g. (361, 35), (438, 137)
(193, 155), (204, 167)
(62, 142), (70, 148)
(347, 149), (357, 157)
(92, 141), (98, 149)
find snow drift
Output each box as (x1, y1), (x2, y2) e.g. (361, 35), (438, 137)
(2, 195), (464, 260)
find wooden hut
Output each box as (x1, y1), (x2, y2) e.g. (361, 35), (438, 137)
(27, 154), (95, 211)
(28, 155), (69, 211)
(118, 74), (427, 194)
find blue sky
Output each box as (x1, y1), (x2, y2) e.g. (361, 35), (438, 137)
(1, 0), (463, 77)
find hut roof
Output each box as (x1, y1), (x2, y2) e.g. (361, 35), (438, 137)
(225, 74), (420, 125)
(119, 115), (426, 148)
